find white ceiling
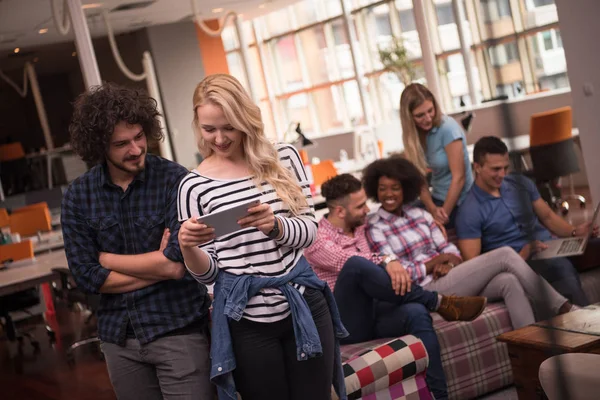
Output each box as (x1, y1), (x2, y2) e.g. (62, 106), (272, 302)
(0, 0), (297, 54)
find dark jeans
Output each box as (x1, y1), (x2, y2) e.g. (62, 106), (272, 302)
(333, 256), (447, 400)
(229, 288), (334, 400)
(528, 256), (590, 308)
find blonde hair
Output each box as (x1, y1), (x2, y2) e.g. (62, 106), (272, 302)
(192, 74), (307, 215)
(399, 83), (443, 175)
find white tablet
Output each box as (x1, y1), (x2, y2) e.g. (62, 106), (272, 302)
(196, 199), (261, 238)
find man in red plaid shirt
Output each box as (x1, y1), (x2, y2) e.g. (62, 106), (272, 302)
(305, 174), (486, 400)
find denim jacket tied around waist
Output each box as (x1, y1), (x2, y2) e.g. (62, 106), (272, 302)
(210, 256), (349, 400)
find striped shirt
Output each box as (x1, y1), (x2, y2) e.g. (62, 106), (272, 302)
(177, 143), (317, 323)
(366, 205), (461, 286)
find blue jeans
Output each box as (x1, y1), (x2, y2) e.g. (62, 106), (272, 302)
(333, 256), (448, 400)
(528, 256), (589, 307)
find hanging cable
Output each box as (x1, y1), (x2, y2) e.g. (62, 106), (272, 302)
(51, 0), (71, 35)
(0, 63), (54, 150)
(101, 9), (146, 81)
(190, 0), (237, 37)
(0, 67), (28, 98)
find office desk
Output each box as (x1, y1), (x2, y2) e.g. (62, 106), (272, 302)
(0, 250), (66, 296)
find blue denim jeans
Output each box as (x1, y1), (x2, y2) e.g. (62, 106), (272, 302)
(333, 256), (448, 400)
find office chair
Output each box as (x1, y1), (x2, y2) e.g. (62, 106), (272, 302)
(0, 241), (41, 352)
(0, 142), (33, 195)
(52, 267), (102, 364)
(529, 106), (585, 215)
(9, 203), (52, 238)
(311, 160), (338, 188)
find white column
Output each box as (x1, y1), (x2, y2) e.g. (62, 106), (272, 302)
(340, 0), (373, 127)
(452, 0), (477, 105)
(412, 0), (442, 102)
(234, 15), (257, 102)
(555, 0), (600, 203)
(142, 52), (174, 161)
(26, 63), (54, 150)
(66, 0), (101, 88)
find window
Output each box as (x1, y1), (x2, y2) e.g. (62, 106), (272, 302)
(533, 0), (554, 7)
(556, 30), (563, 48)
(435, 3), (455, 26)
(542, 31), (553, 50)
(480, 0), (511, 22)
(398, 9), (417, 32)
(489, 42), (519, 66)
(272, 35), (304, 92)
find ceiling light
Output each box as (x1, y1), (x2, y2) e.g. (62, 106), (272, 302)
(72, 51), (77, 57)
(39, 28), (48, 34)
(258, 3), (266, 9)
(212, 8), (223, 13)
(82, 3), (103, 9)
(14, 47), (20, 53)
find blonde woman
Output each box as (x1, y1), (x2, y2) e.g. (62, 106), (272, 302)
(400, 83), (473, 228)
(177, 74), (347, 400)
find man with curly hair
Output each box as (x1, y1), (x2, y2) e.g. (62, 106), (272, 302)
(61, 83), (213, 399)
(305, 173), (487, 400)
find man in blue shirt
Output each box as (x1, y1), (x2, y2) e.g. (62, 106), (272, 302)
(62, 84), (213, 399)
(455, 136), (593, 307)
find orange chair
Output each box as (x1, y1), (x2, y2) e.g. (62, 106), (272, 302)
(9, 204), (52, 237)
(0, 209), (9, 228)
(0, 142), (32, 195)
(529, 106), (585, 213)
(0, 240), (34, 264)
(312, 160), (338, 188)
(12, 202), (50, 214)
(0, 142), (26, 162)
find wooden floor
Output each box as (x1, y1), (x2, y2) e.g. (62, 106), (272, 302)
(0, 187), (594, 400)
(0, 305), (115, 400)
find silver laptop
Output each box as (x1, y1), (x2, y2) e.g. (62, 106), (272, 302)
(532, 202), (600, 260)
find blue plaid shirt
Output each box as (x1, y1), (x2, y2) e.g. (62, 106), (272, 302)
(61, 154), (211, 345)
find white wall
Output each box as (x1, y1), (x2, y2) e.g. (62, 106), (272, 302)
(146, 21), (205, 169)
(555, 0), (600, 204)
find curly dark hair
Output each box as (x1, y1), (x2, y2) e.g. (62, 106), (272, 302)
(362, 156), (425, 204)
(321, 174), (362, 206)
(69, 83), (163, 164)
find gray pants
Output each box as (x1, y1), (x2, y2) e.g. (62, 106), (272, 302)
(101, 332), (214, 400)
(424, 247), (567, 329)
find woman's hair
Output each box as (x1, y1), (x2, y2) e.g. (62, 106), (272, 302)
(69, 83), (163, 164)
(192, 74), (306, 215)
(399, 83), (443, 174)
(362, 156), (425, 204)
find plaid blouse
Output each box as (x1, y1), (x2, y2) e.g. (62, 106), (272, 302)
(366, 205), (461, 286)
(61, 154), (211, 345)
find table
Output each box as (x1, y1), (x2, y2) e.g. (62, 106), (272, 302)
(0, 250), (67, 296)
(497, 303), (600, 399)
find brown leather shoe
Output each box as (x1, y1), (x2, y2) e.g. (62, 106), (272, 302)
(437, 295), (487, 322)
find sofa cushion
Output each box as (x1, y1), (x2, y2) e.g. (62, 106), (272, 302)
(341, 335), (431, 400)
(432, 302), (513, 400)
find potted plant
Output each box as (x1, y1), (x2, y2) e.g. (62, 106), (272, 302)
(377, 37), (415, 85)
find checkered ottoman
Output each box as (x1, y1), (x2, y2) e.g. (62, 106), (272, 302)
(432, 302), (514, 400)
(340, 335), (432, 400)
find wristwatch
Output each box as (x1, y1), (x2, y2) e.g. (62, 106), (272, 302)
(267, 218), (281, 239)
(380, 254), (398, 267)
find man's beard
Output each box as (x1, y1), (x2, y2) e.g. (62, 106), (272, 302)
(108, 152), (146, 175)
